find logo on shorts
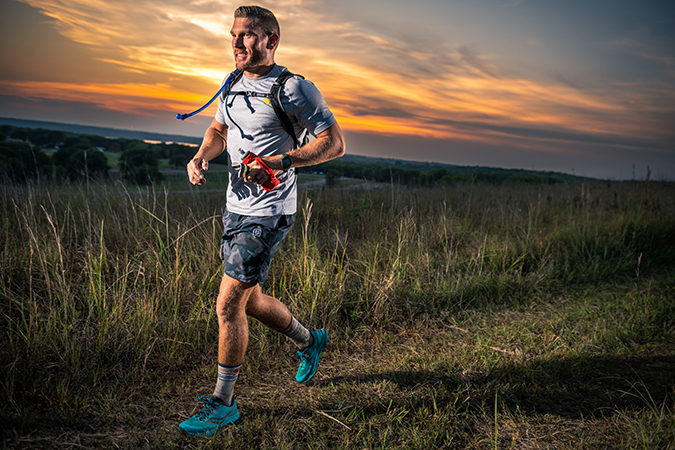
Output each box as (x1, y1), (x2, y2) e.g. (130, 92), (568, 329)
(252, 227), (262, 238)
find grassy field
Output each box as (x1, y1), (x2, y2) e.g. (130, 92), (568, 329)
(160, 166), (328, 192)
(1, 178), (673, 449)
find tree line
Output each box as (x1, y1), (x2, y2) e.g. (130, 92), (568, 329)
(308, 161), (566, 186)
(0, 125), (202, 184)
(2, 124), (571, 187)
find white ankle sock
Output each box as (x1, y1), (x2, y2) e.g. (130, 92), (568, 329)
(213, 363), (241, 406)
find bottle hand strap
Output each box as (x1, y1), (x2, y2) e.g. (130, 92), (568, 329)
(241, 152), (279, 191)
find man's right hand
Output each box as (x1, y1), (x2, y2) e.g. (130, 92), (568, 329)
(187, 157), (209, 185)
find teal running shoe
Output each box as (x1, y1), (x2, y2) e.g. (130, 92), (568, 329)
(296, 329), (328, 383)
(179, 395), (240, 436)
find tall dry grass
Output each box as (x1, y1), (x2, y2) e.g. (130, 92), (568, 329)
(1, 179), (673, 448)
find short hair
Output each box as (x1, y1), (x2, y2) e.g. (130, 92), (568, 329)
(234, 6), (280, 37)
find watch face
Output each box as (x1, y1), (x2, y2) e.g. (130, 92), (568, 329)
(282, 154), (292, 169)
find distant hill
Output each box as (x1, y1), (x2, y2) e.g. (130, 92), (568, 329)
(1, 117), (589, 182)
(0, 117), (202, 146)
(336, 154), (587, 181)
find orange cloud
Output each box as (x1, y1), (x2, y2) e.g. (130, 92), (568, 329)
(302, 57), (664, 148)
(0, 80), (213, 118)
(11, 0), (675, 153)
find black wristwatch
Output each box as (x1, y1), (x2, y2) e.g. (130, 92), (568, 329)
(281, 153), (293, 170)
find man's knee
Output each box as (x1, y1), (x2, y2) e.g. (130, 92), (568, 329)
(216, 275), (256, 321)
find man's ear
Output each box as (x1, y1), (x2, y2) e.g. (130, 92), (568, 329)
(267, 33), (279, 49)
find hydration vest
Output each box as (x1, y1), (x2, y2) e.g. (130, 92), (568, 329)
(221, 69), (309, 149)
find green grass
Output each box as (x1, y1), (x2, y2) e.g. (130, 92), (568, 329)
(160, 169), (327, 192)
(1, 179), (673, 449)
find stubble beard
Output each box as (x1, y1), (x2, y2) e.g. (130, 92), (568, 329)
(235, 46), (265, 71)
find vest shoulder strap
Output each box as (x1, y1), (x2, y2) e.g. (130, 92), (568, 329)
(221, 68), (307, 149)
(270, 69), (305, 149)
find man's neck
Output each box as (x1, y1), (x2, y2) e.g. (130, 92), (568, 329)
(244, 62), (276, 78)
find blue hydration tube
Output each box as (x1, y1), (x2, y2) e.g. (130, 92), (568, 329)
(176, 69), (241, 121)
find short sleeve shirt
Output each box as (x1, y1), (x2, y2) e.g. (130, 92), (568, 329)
(215, 65), (336, 216)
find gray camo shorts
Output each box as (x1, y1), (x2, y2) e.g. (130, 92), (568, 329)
(220, 212), (295, 285)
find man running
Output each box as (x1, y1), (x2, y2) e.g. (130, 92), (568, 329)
(180, 5), (345, 436)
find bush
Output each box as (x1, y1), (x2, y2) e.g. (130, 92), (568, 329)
(66, 149), (110, 181)
(325, 169), (341, 187)
(53, 145), (110, 181)
(119, 146), (164, 185)
(166, 144), (198, 168)
(0, 141), (50, 182)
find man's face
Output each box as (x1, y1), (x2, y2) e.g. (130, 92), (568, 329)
(230, 17), (276, 74)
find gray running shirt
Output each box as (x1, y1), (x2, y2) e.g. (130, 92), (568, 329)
(215, 65), (336, 216)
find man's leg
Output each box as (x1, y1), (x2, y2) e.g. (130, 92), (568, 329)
(178, 274), (252, 436)
(245, 284), (328, 383)
(246, 285), (315, 348)
(214, 274), (257, 405)
(245, 284), (293, 332)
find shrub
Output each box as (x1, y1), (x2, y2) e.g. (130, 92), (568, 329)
(0, 141), (50, 182)
(119, 146), (164, 185)
(53, 144), (110, 181)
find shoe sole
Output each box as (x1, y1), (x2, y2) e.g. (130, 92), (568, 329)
(179, 407), (240, 436)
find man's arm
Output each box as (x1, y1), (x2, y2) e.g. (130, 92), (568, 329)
(187, 119), (228, 186)
(263, 121), (345, 171)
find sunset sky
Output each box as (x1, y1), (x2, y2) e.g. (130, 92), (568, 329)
(1, 0), (673, 179)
